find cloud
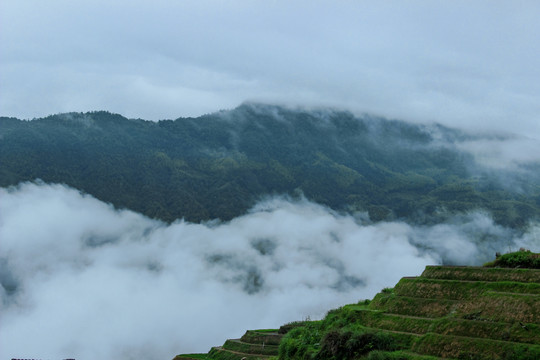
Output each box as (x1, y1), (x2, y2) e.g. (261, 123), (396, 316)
(454, 135), (540, 170)
(1, 1), (540, 137)
(1, 182), (539, 359)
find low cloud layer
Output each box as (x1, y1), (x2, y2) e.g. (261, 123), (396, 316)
(1, 182), (539, 360)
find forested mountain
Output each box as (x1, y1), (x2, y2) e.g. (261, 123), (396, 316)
(1, 103), (539, 227)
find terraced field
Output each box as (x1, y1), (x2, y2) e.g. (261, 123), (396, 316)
(173, 265), (540, 360)
(362, 266), (540, 359)
(174, 330), (282, 360)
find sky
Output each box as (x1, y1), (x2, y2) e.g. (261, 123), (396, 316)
(2, 182), (539, 359)
(1, 1), (540, 137)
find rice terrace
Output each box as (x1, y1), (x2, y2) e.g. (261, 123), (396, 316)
(174, 250), (540, 360)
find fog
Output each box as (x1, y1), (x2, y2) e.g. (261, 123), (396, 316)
(454, 135), (540, 170)
(1, 182), (539, 359)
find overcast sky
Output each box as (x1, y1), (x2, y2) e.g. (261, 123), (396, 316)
(1, 1), (540, 136)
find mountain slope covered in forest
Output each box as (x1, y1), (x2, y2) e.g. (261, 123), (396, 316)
(1, 103), (539, 227)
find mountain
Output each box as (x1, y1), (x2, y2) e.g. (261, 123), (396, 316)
(1, 103), (539, 227)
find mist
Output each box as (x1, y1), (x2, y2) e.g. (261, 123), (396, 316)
(1, 182), (539, 360)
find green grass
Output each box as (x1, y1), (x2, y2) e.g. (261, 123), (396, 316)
(370, 283), (539, 323)
(412, 333), (540, 360)
(453, 291), (540, 323)
(173, 354), (210, 360)
(253, 329), (279, 333)
(432, 318), (540, 345)
(348, 310), (434, 335)
(241, 330), (283, 345)
(364, 350), (448, 359)
(223, 339), (279, 356)
(421, 266), (540, 283)
(484, 250), (540, 269)
(209, 347), (272, 360)
(394, 278), (540, 300)
(347, 308), (540, 345)
(370, 294), (457, 318)
(277, 321), (323, 360)
(278, 320), (317, 334)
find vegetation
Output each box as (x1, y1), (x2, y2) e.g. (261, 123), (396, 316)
(223, 339), (279, 355)
(174, 354), (210, 360)
(421, 265), (540, 283)
(278, 321), (315, 335)
(315, 330), (397, 360)
(393, 277), (540, 300)
(208, 346), (273, 360)
(174, 256), (540, 360)
(365, 351), (441, 360)
(2, 104), (540, 226)
(241, 330), (282, 345)
(412, 333), (540, 360)
(484, 249), (540, 269)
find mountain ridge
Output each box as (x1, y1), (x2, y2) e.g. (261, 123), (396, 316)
(1, 103), (539, 227)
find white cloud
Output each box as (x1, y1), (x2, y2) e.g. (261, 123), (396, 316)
(1, 182), (538, 359)
(455, 136), (540, 170)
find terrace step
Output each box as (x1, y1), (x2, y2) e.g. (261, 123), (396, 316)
(239, 330), (282, 345)
(412, 333), (540, 360)
(455, 291), (540, 323)
(350, 309), (540, 345)
(421, 266), (540, 283)
(394, 277), (540, 300)
(173, 355), (208, 360)
(372, 289), (540, 323)
(370, 294), (458, 318)
(209, 346), (272, 360)
(347, 308), (434, 335)
(222, 339), (279, 356)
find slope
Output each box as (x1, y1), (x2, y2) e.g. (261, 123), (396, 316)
(1, 103), (540, 226)
(174, 251), (540, 360)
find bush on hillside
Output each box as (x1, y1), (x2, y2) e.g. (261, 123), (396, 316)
(484, 250), (540, 269)
(315, 330), (396, 360)
(278, 324), (321, 360)
(279, 320), (313, 334)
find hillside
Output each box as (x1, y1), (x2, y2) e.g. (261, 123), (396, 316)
(1, 103), (540, 227)
(174, 251), (540, 360)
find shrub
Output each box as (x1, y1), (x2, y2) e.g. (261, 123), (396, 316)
(316, 330), (396, 360)
(278, 323), (321, 360)
(279, 321), (309, 334)
(485, 250), (540, 269)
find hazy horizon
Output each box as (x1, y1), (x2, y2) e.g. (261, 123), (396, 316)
(2, 1), (540, 137)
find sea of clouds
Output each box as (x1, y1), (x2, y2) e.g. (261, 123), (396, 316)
(1, 182), (539, 360)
